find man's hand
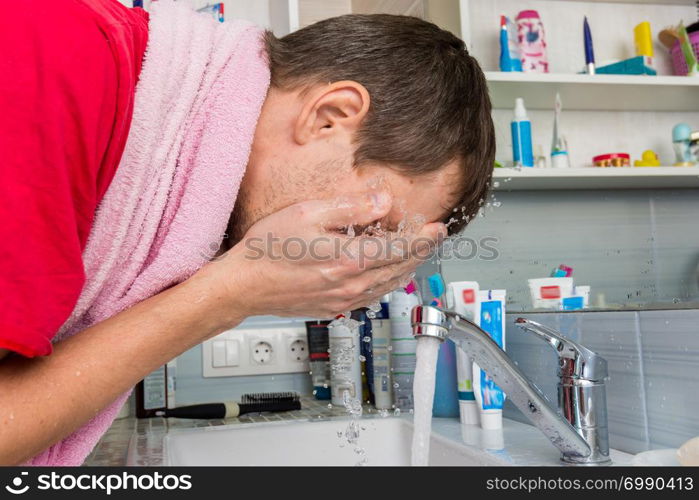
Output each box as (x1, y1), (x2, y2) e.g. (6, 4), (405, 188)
(204, 189), (446, 320)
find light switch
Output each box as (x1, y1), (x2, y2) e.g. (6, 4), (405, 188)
(225, 339), (240, 366)
(212, 340), (227, 367)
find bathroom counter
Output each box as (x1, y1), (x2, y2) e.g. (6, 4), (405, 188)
(84, 396), (359, 466)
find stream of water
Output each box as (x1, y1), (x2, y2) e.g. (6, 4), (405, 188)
(410, 336), (441, 466)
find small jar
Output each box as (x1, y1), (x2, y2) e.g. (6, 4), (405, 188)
(592, 153), (630, 167)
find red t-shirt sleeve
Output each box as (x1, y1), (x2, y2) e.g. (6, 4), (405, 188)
(0, 0), (148, 357)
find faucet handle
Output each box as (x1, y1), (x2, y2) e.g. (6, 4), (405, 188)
(514, 318), (607, 381)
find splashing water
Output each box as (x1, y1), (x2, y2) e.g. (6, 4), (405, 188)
(411, 336), (441, 466)
(366, 301), (382, 319)
(339, 389), (367, 466)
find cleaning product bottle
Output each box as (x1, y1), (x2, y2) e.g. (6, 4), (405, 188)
(511, 98), (534, 167)
(499, 15), (523, 72)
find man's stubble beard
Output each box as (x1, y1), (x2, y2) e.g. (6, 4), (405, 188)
(224, 157), (352, 251)
(225, 183), (264, 249)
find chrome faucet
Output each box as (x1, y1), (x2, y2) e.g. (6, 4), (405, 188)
(411, 305), (611, 465)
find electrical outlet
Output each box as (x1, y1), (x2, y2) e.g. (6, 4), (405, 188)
(251, 340), (274, 365)
(202, 323), (310, 377)
(288, 338), (308, 363)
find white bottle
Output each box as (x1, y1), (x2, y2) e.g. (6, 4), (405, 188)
(371, 318), (393, 410)
(388, 290), (420, 410)
(446, 281), (481, 426)
(328, 317), (363, 406)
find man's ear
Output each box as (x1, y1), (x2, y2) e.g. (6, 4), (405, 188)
(293, 81), (370, 145)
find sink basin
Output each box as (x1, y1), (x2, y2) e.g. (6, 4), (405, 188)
(139, 416), (631, 466)
(163, 417), (506, 466)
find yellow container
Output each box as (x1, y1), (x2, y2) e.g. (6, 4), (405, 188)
(634, 22), (653, 58)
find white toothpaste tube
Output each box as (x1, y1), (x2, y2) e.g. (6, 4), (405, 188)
(447, 281), (480, 425)
(528, 277), (574, 310)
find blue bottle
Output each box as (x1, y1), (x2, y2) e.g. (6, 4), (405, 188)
(511, 98), (534, 167)
(432, 339), (460, 417)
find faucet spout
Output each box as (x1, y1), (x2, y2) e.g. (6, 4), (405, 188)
(411, 305), (610, 464)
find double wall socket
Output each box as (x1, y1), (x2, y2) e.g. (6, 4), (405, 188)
(202, 325), (310, 378)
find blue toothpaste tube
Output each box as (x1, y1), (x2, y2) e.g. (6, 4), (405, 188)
(473, 290), (507, 430)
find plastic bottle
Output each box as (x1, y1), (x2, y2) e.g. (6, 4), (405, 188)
(432, 340), (460, 417)
(305, 321), (332, 400)
(371, 317), (393, 410)
(352, 309), (372, 403)
(328, 316), (363, 406)
(370, 294), (393, 410)
(511, 98), (534, 167)
(516, 10), (548, 73)
(388, 290), (419, 410)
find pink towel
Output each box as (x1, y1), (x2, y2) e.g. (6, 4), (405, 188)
(27, 0), (270, 465)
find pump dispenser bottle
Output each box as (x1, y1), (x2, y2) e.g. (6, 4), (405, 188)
(511, 98), (534, 167)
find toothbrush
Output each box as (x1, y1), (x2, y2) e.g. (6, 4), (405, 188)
(551, 93), (570, 168)
(427, 272), (446, 307)
(584, 16), (596, 74)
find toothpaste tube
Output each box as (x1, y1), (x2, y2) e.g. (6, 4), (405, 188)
(528, 277), (574, 310)
(473, 290), (507, 430)
(447, 281), (480, 425)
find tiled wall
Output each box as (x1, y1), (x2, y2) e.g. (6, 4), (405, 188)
(442, 188), (699, 312)
(174, 343), (313, 406)
(503, 309), (699, 454)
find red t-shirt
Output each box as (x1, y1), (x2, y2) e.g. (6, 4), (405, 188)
(0, 0), (148, 357)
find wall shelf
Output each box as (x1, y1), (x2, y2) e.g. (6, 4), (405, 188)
(492, 167), (699, 190)
(485, 72), (699, 112)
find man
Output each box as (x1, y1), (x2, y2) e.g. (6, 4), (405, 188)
(0, 0), (494, 464)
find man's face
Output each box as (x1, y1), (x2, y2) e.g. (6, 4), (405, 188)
(229, 83), (460, 242)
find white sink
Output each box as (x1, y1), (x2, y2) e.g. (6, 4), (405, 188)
(163, 417), (506, 466)
(160, 416), (632, 466)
